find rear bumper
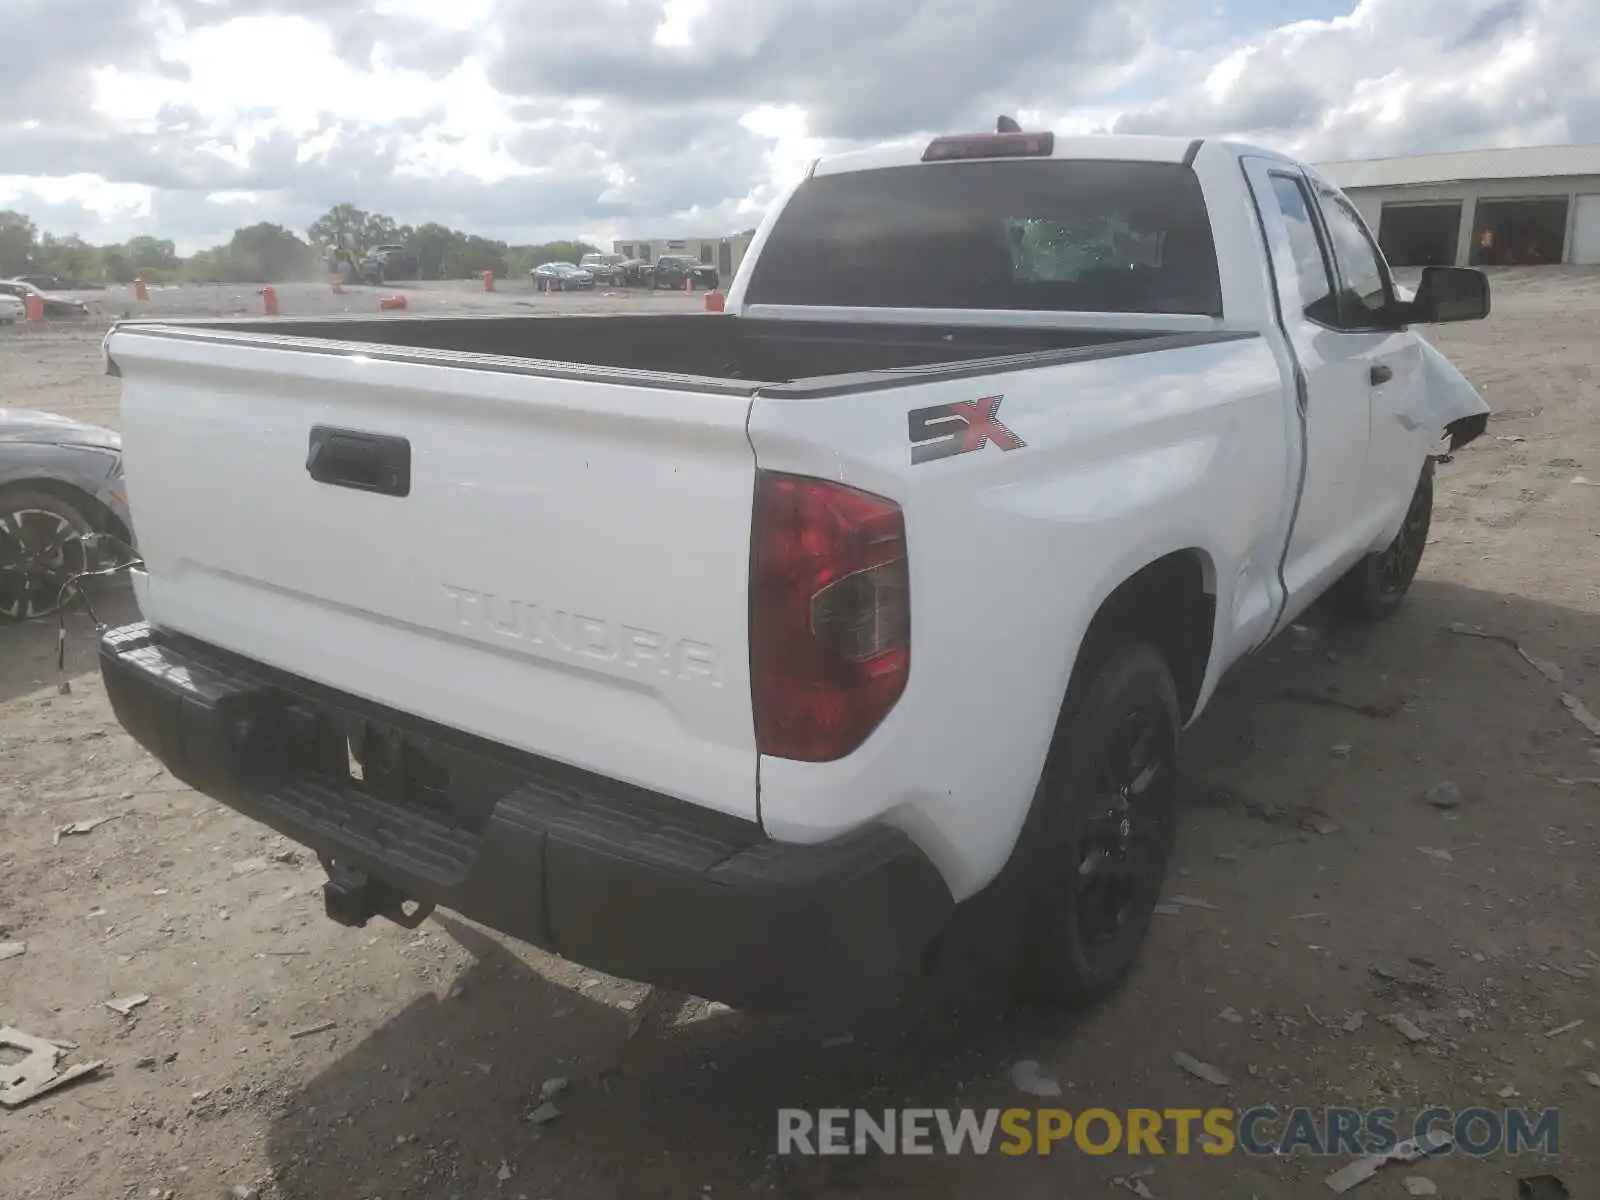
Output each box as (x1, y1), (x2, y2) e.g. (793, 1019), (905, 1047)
(99, 623), (952, 1010)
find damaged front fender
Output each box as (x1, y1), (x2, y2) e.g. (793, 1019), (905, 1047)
(1418, 338), (1490, 452)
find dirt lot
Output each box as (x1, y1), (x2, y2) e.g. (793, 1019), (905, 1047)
(1, 272), (1597, 1200)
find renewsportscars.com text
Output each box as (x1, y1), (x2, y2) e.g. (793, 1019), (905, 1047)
(776, 1106), (1561, 1157)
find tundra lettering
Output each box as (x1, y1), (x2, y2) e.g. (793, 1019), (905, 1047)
(441, 584), (720, 684)
(908, 395), (1026, 464)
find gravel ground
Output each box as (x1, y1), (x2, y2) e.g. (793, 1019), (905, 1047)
(1, 270), (1597, 1200)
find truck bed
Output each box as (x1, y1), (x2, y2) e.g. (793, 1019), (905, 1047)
(113, 313), (1236, 397)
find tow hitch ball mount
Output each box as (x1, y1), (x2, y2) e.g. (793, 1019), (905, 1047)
(319, 857), (434, 930)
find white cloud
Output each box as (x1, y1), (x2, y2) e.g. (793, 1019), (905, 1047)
(1, 0), (1595, 252)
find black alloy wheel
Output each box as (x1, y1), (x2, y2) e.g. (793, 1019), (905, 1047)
(1014, 642), (1180, 1003)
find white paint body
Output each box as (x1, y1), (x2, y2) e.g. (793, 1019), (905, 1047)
(108, 136), (1489, 904)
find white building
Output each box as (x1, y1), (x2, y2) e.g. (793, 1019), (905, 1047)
(1316, 144), (1600, 268)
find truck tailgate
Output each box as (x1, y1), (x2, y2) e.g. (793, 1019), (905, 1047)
(108, 328), (761, 820)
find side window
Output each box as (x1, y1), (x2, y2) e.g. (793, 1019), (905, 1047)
(1316, 188), (1391, 320)
(1268, 173), (1338, 324)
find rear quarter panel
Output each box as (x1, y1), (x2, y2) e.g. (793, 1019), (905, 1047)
(748, 335), (1290, 899)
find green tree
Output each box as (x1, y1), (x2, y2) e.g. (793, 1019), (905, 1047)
(307, 204), (403, 257)
(504, 240), (600, 277)
(180, 247), (231, 283)
(38, 233), (97, 285)
(0, 211), (39, 277)
(100, 247), (134, 284)
(228, 222), (314, 281)
(123, 235), (180, 275)
(404, 222), (459, 279)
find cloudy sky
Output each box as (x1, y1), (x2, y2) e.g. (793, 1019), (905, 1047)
(3, 0), (1591, 252)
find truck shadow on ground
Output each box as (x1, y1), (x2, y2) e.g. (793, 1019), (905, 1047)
(263, 576), (1599, 1199)
(0, 579), (139, 707)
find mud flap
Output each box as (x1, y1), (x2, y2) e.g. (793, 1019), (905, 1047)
(1417, 339), (1490, 452)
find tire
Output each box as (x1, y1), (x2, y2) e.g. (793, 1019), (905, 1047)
(0, 487), (96, 622)
(1011, 641), (1181, 1005)
(1330, 463), (1433, 621)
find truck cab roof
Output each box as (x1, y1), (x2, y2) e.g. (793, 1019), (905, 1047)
(807, 133), (1300, 178)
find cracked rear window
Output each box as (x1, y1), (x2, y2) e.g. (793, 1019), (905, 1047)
(745, 159), (1222, 316)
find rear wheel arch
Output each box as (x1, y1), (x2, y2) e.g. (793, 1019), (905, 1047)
(919, 548), (1218, 1003)
(998, 550), (1216, 1003)
(1070, 548), (1218, 725)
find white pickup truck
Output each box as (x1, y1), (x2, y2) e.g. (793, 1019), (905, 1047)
(99, 130), (1490, 1011)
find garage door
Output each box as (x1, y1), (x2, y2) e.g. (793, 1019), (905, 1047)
(1378, 203), (1463, 266)
(1572, 195), (1600, 265)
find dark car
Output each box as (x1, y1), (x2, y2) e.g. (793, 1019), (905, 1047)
(645, 255), (719, 291)
(359, 245), (421, 285)
(531, 262), (595, 291)
(0, 408), (133, 621)
(0, 280), (90, 319)
(578, 253), (631, 286)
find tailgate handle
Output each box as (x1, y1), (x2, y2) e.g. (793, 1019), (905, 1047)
(306, 426), (411, 497)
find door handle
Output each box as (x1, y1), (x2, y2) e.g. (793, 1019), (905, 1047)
(1369, 363), (1393, 386)
(307, 426), (411, 497)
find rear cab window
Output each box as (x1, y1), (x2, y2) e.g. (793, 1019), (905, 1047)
(745, 160), (1223, 316)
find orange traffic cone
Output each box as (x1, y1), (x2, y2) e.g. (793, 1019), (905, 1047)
(482, 270), (495, 293)
(262, 286), (279, 316)
(133, 278), (149, 302)
(379, 294), (408, 311)
(24, 294), (45, 322)
(705, 289), (725, 312)
(330, 275), (344, 295)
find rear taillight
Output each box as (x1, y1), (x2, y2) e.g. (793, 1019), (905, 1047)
(751, 471), (910, 762)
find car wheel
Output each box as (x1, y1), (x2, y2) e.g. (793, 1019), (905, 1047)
(1011, 641), (1180, 1005)
(0, 487), (96, 622)
(1330, 462), (1433, 622)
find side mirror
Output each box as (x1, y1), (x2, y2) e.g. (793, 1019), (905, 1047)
(1406, 266), (1491, 324)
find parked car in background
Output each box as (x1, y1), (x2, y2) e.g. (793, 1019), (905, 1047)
(0, 408), (133, 621)
(359, 245), (421, 285)
(578, 253), (630, 286)
(15, 273), (73, 291)
(0, 280), (90, 319)
(0, 293), (24, 324)
(645, 255), (719, 290)
(531, 262), (595, 291)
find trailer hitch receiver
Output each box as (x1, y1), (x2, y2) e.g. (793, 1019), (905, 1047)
(320, 857), (434, 930)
